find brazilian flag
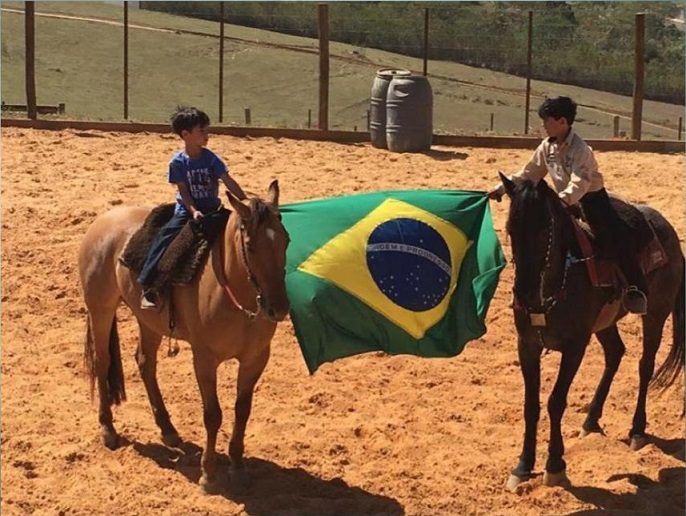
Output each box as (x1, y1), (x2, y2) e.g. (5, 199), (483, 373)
(281, 190), (506, 374)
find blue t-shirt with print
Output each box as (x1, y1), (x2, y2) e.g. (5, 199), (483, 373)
(168, 148), (228, 215)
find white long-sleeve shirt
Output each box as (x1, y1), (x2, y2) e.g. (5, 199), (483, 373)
(496, 128), (604, 206)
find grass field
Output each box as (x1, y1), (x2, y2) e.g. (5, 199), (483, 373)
(1, 1), (684, 139)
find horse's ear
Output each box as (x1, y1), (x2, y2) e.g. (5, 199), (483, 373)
(226, 190), (251, 220)
(499, 171), (516, 198)
(268, 179), (280, 207)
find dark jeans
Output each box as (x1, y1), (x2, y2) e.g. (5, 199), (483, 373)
(579, 188), (647, 293)
(137, 211), (190, 288)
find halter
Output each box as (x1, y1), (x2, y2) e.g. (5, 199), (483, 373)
(219, 219), (264, 320)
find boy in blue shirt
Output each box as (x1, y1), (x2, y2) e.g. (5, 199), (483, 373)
(138, 106), (247, 309)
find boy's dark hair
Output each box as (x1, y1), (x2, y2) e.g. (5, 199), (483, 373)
(538, 96), (577, 125)
(171, 106), (210, 136)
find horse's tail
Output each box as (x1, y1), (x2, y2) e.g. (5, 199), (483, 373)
(650, 264), (685, 392)
(84, 312), (126, 406)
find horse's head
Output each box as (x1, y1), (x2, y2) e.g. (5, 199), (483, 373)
(500, 173), (570, 303)
(226, 180), (290, 322)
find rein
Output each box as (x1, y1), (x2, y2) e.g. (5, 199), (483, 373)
(219, 219), (263, 320)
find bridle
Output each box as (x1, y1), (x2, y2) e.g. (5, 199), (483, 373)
(219, 218), (264, 320)
(511, 196), (573, 327)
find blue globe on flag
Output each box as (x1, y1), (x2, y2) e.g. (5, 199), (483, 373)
(366, 218), (452, 312)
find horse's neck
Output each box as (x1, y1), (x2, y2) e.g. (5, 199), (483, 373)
(514, 219), (570, 305)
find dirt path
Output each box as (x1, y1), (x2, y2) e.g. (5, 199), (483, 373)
(1, 128), (683, 516)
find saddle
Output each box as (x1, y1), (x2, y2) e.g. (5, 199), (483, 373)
(119, 204), (230, 294)
(571, 197), (668, 289)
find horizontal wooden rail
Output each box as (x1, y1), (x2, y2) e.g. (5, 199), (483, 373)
(2, 102), (65, 114)
(2, 118), (683, 153)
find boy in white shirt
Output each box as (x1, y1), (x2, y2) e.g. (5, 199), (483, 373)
(489, 96), (647, 314)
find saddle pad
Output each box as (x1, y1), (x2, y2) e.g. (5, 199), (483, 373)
(573, 217), (669, 288)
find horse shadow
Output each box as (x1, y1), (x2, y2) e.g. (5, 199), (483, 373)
(421, 149), (469, 161)
(559, 466), (684, 516)
(132, 440), (405, 516)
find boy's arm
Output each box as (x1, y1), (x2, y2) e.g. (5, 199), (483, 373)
(219, 172), (247, 201)
(488, 143), (549, 200)
(175, 182), (204, 220)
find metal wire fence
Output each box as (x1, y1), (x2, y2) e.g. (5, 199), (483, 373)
(1, 1), (684, 140)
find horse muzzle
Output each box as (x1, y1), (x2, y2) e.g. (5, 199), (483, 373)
(258, 295), (289, 322)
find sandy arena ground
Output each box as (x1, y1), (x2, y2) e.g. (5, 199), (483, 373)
(1, 127), (684, 516)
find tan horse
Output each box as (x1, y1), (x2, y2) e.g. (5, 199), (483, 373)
(78, 180), (290, 490)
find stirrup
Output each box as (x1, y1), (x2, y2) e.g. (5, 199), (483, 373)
(622, 286), (647, 315)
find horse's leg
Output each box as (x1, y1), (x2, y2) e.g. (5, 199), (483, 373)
(629, 312), (667, 450)
(228, 348), (270, 488)
(192, 351), (222, 492)
(88, 307), (121, 449)
(506, 339), (541, 491)
(581, 325), (626, 435)
(544, 344), (587, 486)
(135, 321), (180, 447)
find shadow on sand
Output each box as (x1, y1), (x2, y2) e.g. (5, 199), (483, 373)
(421, 149), (469, 161)
(560, 465), (684, 516)
(133, 439), (405, 516)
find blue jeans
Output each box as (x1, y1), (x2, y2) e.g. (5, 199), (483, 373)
(137, 211), (190, 287)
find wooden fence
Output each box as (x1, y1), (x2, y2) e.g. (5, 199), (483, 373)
(15, 2), (683, 145)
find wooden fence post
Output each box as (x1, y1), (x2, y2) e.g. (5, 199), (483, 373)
(632, 13), (645, 141)
(524, 10), (533, 135)
(678, 116), (683, 141)
(490, 113), (494, 132)
(613, 116), (620, 137)
(423, 8), (429, 76)
(124, 1), (129, 120)
(318, 3), (329, 131)
(25, 1), (37, 120)
(244, 108), (251, 126)
(218, 2), (225, 123)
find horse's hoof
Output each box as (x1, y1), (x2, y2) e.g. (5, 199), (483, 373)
(505, 474), (525, 492)
(630, 435), (648, 451)
(198, 474), (221, 495)
(101, 430), (119, 450)
(161, 432), (181, 448)
(230, 466), (251, 489)
(543, 469), (569, 487)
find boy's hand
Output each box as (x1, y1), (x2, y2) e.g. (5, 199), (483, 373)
(191, 208), (204, 221)
(487, 189), (503, 202)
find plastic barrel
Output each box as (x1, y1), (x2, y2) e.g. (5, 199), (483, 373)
(369, 68), (411, 149)
(386, 74), (433, 153)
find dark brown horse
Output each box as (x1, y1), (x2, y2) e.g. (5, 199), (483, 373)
(500, 173), (684, 490)
(78, 180), (290, 491)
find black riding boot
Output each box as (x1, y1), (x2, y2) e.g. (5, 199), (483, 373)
(580, 188), (648, 315)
